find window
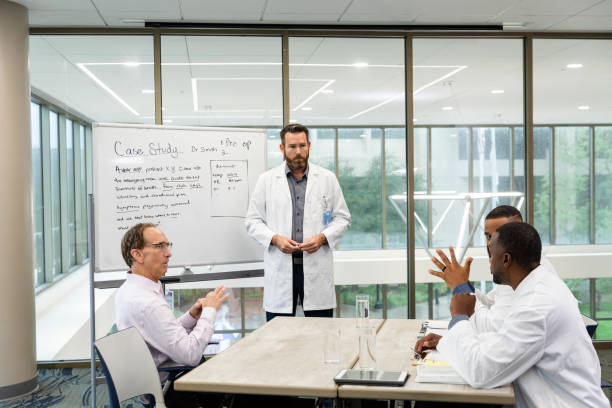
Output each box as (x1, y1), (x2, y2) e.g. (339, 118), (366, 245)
(338, 128), (383, 249)
(31, 102), (44, 286)
(66, 119), (77, 267)
(161, 36), (282, 127)
(595, 127), (612, 243)
(49, 111), (62, 278)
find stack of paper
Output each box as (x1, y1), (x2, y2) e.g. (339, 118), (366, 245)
(414, 350), (466, 384)
(424, 320), (449, 336)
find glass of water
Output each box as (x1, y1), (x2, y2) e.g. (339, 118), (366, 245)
(356, 294), (370, 327)
(358, 326), (376, 371)
(324, 328), (341, 364)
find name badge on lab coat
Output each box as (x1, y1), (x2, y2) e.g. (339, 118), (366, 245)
(324, 210), (332, 226)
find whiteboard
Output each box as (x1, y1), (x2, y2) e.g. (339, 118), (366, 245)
(93, 123), (267, 272)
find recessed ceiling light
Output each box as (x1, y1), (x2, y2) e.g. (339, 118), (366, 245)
(567, 63), (583, 69)
(442, 106), (453, 111)
(413, 118), (418, 122)
(578, 105), (590, 110)
(491, 89), (505, 94)
(320, 89), (334, 94)
(142, 89), (154, 94)
(123, 62), (140, 67)
(503, 22), (524, 29)
(163, 119), (173, 123)
(352, 62), (369, 68)
(121, 18), (145, 24)
(301, 107), (312, 111)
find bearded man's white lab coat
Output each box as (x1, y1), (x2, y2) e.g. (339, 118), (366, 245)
(245, 163), (350, 313)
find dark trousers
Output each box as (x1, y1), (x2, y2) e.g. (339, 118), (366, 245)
(266, 256), (333, 321)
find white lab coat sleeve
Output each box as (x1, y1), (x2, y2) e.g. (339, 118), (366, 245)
(471, 286), (515, 333)
(320, 175), (351, 248)
(245, 175), (276, 248)
(438, 305), (547, 389)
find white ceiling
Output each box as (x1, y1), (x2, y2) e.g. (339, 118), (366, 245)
(12, 0), (612, 31)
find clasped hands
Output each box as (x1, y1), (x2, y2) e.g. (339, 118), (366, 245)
(189, 285), (230, 319)
(271, 233), (327, 254)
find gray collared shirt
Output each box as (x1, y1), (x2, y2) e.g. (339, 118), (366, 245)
(285, 163), (309, 247)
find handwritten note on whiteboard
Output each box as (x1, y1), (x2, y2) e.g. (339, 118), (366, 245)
(93, 124), (267, 272)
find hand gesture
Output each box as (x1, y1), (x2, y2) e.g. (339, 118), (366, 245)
(299, 234), (327, 254)
(428, 246), (473, 290)
(450, 293), (476, 317)
(414, 333), (442, 358)
(271, 234), (300, 254)
(202, 285), (230, 312)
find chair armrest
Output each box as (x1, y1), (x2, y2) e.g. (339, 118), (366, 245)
(157, 365), (194, 373)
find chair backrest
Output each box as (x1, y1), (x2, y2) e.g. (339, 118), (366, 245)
(95, 327), (167, 408)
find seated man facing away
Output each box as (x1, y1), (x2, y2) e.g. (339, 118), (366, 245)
(116, 222), (229, 369)
(429, 205), (563, 333)
(416, 222), (608, 408)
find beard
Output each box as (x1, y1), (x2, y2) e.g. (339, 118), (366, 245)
(285, 152), (309, 172)
(492, 273), (502, 284)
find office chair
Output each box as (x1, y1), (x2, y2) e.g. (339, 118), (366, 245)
(95, 327), (168, 408)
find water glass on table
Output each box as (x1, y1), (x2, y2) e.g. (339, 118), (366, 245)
(356, 294), (370, 328)
(358, 325), (377, 371)
(324, 328), (341, 364)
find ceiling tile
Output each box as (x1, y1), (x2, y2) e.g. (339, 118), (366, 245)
(579, 0), (612, 15)
(501, 0), (602, 16)
(179, 0), (266, 20)
(12, 0), (94, 11)
(93, 0), (179, 12)
(264, 0), (351, 16)
(28, 10), (105, 26)
(548, 15), (612, 31)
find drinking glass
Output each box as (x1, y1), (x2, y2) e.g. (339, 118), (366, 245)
(358, 326), (376, 371)
(356, 294), (370, 328)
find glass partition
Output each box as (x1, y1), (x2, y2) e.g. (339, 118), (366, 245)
(161, 36), (282, 127)
(413, 38), (524, 319)
(30, 35), (154, 124)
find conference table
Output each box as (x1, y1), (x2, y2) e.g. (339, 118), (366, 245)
(174, 317), (515, 405)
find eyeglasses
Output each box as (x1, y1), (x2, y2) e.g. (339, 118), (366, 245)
(144, 242), (173, 250)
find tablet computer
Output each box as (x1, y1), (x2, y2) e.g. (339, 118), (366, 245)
(334, 369), (409, 386)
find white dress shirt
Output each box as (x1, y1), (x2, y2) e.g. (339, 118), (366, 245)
(438, 265), (609, 408)
(115, 273), (216, 367)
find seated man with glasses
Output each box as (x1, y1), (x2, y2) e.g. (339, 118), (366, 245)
(116, 222), (229, 370)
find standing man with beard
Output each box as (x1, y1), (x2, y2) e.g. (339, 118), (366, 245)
(246, 124), (350, 321)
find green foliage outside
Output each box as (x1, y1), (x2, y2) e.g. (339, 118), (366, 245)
(595, 127), (612, 243)
(338, 156), (383, 249)
(554, 127), (591, 244)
